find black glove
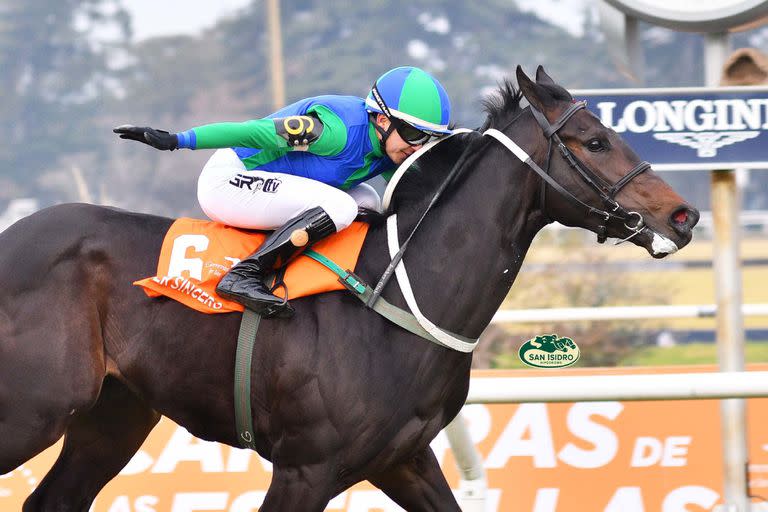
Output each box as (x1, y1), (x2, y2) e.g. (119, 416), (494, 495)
(113, 125), (178, 151)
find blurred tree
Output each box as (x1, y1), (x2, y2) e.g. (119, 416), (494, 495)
(0, 0), (130, 202)
(212, 0), (621, 126)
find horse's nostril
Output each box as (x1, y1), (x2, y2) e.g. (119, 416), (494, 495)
(670, 206), (699, 233)
(673, 210), (688, 224)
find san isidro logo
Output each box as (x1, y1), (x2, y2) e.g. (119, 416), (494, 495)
(519, 334), (580, 368)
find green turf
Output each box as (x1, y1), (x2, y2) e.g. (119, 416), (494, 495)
(620, 342), (768, 366)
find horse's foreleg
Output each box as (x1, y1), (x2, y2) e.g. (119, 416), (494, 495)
(22, 377), (160, 512)
(369, 447), (462, 512)
(260, 463), (340, 512)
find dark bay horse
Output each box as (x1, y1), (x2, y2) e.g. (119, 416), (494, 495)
(0, 67), (698, 511)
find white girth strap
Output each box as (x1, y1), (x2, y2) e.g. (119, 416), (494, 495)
(386, 214), (479, 353)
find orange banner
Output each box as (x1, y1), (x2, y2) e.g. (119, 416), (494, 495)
(4, 365), (768, 511)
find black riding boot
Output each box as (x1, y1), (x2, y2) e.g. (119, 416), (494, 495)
(216, 207), (336, 317)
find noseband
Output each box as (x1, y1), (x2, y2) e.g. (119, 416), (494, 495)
(526, 101), (651, 243)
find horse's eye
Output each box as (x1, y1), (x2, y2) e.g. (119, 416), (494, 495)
(586, 139), (606, 152)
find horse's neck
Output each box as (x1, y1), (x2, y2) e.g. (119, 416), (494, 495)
(368, 137), (546, 339)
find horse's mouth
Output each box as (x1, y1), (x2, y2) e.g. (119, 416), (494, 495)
(639, 227), (693, 259)
(648, 231), (679, 258)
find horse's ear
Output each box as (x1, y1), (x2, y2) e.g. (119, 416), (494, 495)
(535, 66), (556, 86)
(532, 65), (574, 103)
(516, 65), (551, 112)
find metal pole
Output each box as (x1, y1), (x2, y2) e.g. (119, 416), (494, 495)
(706, 32), (749, 512)
(266, 0), (286, 110)
(444, 413), (487, 512)
(465, 372), (768, 404)
(624, 15), (645, 83)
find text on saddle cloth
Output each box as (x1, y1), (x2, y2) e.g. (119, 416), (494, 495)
(134, 218), (370, 314)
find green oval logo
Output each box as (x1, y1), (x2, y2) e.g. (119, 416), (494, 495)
(519, 334), (580, 368)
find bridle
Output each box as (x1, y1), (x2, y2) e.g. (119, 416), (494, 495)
(369, 98), (654, 312)
(523, 100), (651, 243)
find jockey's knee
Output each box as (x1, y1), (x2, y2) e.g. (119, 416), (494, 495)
(346, 182), (383, 213)
(319, 191), (359, 231)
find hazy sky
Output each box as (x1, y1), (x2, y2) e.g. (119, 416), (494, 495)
(123, 0), (252, 40)
(122, 0), (590, 41)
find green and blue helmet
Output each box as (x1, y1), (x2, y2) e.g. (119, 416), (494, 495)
(365, 66), (452, 140)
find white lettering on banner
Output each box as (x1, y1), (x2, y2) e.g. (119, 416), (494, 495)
(430, 404), (491, 466)
(119, 450), (154, 475)
(597, 98), (768, 134)
(346, 490), (402, 511)
(105, 496), (158, 512)
(225, 447), (273, 473)
(654, 101), (686, 131)
(595, 97), (768, 158)
(661, 486), (719, 512)
(167, 235), (209, 280)
(152, 427), (224, 474)
(662, 436), (691, 467)
(106, 496), (131, 512)
(604, 487), (644, 512)
(342, 489), (501, 512)
(485, 403), (624, 469)
(229, 491), (267, 512)
(630, 436), (691, 467)
(533, 488), (559, 512)
(326, 493), (348, 509)
(557, 402), (622, 468)
(631, 437), (662, 467)
(486, 403), (557, 468)
(624, 101), (656, 133)
(170, 492), (228, 512)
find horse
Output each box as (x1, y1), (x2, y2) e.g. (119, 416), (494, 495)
(0, 66), (698, 511)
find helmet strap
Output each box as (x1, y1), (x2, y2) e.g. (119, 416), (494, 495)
(371, 113), (395, 152)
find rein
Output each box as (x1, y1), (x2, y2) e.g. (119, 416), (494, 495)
(366, 100), (654, 352)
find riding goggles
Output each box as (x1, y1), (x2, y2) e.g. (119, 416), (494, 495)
(392, 119), (435, 146)
(370, 83), (442, 146)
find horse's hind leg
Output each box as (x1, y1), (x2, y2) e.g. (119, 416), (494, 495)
(260, 464), (341, 512)
(0, 305), (105, 477)
(23, 377), (160, 512)
(369, 447), (462, 512)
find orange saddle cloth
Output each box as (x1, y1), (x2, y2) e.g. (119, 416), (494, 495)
(134, 218), (369, 314)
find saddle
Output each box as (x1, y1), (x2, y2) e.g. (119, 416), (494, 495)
(134, 218), (369, 314)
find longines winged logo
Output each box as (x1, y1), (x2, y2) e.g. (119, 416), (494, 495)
(653, 131), (760, 158)
(595, 98), (768, 159)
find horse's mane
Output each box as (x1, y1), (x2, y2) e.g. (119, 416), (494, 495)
(387, 79), (527, 214)
(480, 79), (525, 131)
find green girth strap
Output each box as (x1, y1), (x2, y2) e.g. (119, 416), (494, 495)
(303, 250), (474, 349)
(234, 308), (261, 450)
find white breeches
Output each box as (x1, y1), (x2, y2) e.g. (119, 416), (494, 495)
(197, 148), (382, 231)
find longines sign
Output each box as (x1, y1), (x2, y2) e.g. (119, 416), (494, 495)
(574, 86), (768, 170)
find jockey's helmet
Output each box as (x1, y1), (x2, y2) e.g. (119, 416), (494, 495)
(365, 67), (452, 142)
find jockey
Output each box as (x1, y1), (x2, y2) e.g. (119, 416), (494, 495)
(114, 66), (452, 317)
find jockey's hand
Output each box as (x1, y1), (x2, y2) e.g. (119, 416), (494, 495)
(113, 125), (178, 151)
